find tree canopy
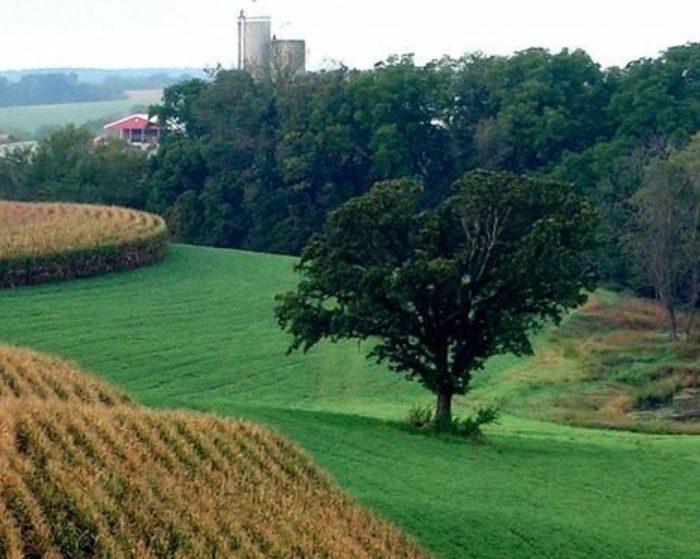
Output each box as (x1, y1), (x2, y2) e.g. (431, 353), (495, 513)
(6, 43), (700, 295)
(628, 134), (700, 340)
(276, 170), (598, 427)
(141, 43), (700, 292)
(0, 126), (149, 209)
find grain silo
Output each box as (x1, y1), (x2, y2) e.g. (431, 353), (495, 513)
(271, 39), (306, 80)
(237, 10), (272, 80)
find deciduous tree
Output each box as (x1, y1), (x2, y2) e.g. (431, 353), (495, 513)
(276, 170), (598, 428)
(630, 134), (700, 340)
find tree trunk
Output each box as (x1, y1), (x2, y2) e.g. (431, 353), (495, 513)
(684, 206), (700, 343)
(666, 300), (678, 341)
(435, 389), (453, 430)
(685, 307), (697, 343)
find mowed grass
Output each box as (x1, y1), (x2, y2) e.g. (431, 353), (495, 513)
(0, 245), (699, 559)
(0, 90), (162, 135)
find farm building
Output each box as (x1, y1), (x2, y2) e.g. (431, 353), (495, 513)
(238, 8), (306, 81)
(0, 140), (38, 157)
(98, 114), (160, 147)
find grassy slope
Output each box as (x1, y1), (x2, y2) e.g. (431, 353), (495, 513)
(469, 293), (700, 433)
(0, 90), (162, 135)
(0, 245), (698, 559)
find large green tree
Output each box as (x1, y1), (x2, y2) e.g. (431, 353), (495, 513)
(276, 170), (598, 427)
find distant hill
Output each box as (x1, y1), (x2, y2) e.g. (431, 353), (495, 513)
(0, 90), (165, 137)
(0, 68), (208, 83)
(0, 70), (206, 111)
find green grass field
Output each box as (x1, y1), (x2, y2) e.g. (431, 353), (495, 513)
(0, 245), (698, 558)
(0, 89), (162, 136)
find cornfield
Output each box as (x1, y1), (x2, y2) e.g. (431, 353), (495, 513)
(0, 201), (167, 288)
(0, 346), (431, 559)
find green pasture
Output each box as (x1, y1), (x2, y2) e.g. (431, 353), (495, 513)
(0, 90), (162, 136)
(0, 245), (698, 559)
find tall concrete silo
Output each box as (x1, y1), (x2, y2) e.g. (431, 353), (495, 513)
(271, 39), (306, 80)
(237, 11), (272, 80)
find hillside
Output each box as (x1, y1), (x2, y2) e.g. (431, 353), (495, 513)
(0, 346), (430, 558)
(0, 90), (162, 136)
(1, 245), (698, 558)
(470, 292), (700, 433)
(0, 345), (131, 406)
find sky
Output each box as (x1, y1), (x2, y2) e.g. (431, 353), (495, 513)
(1, 0), (699, 71)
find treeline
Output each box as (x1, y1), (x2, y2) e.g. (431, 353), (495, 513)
(0, 127), (149, 209)
(3, 44), (700, 291)
(0, 72), (185, 108)
(146, 44), (700, 278)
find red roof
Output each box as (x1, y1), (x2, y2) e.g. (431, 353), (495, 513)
(104, 114), (159, 131)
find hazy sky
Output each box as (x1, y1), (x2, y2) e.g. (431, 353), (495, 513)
(1, 0), (699, 71)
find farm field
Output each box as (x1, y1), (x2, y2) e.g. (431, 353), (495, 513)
(0, 202), (166, 287)
(0, 245), (699, 558)
(0, 89), (162, 136)
(0, 346), (426, 558)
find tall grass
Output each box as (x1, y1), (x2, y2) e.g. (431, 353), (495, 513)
(0, 202), (166, 287)
(473, 293), (700, 433)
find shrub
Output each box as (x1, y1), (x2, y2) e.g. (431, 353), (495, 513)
(452, 406), (501, 438)
(405, 404), (434, 429)
(633, 378), (684, 410)
(405, 404), (501, 439)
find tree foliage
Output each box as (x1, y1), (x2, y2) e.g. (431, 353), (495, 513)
(0, 126), (149, 208)
(7, 44), (700, 293)
(276, 170), (598, 426)
(629, 134), (700, 339)
(141, 43), (700, 287)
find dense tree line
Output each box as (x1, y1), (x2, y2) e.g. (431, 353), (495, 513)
(0, 72), (184, 108)
(145, 44), (700, 284)
(4, 44), (700, 292)
(0, 126), (149, 208)
(0, 74), (122, 107)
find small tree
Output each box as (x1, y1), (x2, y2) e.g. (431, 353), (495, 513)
(630, 135), (700, 340)
(275, 170), (598, 428)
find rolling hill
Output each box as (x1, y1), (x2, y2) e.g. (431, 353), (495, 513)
(0, 245), (699, 558)
(0, 345), (430, 558)
(0, 90), (162, 136)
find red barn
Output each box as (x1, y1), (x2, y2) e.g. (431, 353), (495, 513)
(100, 114), (161, 147)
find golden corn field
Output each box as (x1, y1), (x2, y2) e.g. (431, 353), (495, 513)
(0, 346), (431, 559)
(0, 201), (167, 288)
(0, 346), (132, 406)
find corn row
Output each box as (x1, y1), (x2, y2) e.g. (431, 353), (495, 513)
(0, 201), (167, 288)
(0, 346), (432, 558)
